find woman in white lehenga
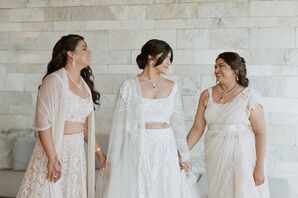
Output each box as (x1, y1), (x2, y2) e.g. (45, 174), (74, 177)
(187, 52), (270, 198)
(102, 39), (199, 198)
(17, 34), (106, 198)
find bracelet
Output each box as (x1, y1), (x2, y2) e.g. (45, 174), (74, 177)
(95, 147), (101, 153)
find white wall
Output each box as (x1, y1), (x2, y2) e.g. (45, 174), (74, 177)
(0, 0), (297, 197)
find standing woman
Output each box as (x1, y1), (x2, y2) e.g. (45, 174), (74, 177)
(17, 34), (106, 198)
(104, 39), (193, 198)
(187, 52), (270, 198)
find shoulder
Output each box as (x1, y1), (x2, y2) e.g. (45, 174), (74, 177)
(201, 86), (215, 99)
(199, 88), (210, 107)
(164, 79), (175, 86)
(41, 73), (63, 89)
(164, 79), (177, 92)
(201, 89), (210, 98)
(120, 77), (135, 90)
(117, 77), (136, 99)
(245, 87), (262, 99)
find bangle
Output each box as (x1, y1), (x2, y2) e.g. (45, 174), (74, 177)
(95, 147), (101, 153)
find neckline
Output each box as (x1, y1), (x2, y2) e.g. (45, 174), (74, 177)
(135, 76), (175, 100)
(210, 87), (249, 105)
(65, 70), (90, 100)
(68, 89), (90, 100)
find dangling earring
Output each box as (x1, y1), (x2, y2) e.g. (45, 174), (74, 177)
(72, 56), (75, 68)
(236, 76), (239, 81)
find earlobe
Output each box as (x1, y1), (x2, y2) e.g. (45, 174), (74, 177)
(148, 55), (154, 65)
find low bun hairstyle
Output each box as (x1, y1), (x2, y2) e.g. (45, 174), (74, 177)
(216, 52), (249, 87)
(136, 39), (173, 69)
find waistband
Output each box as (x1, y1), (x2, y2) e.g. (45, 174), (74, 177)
(208, 124), (252, 133)
(145, 127), (173, 133)
(63, 132), (84, 137)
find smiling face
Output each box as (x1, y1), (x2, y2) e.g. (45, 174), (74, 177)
(72, 40), (91, 69)
(151, 52), (172, 75)
(214, 58), (237, 84)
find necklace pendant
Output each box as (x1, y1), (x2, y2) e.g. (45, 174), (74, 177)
(152, 83), (156, 89)
(220, 97), (223, 102)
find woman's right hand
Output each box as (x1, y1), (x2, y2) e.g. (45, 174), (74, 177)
(47, 156), (61, 182)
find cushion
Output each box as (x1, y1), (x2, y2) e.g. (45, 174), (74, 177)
(13, 135), (36, 170)
(0, 136), (13, 169)
(268, 177), (291, 198)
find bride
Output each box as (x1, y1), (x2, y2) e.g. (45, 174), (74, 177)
(102, 39), (199, 198)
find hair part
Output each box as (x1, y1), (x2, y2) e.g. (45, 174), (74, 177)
(136, 39), (173, 69)
(216, 52), (249, 87)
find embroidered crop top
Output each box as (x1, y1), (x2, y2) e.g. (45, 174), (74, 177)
(65, 90), (93, 123)
(142, 84), (176, 124)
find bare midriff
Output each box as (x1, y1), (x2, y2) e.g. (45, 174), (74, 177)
(145, 122), (170, 129)
(64, 121), (85, 135)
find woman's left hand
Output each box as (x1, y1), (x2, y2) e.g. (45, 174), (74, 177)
(253, 165), (265, 186)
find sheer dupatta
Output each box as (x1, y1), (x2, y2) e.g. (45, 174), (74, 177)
(34, 68), (95, 198)
(104, 78), (144, 198)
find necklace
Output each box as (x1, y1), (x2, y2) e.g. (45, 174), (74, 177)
(141, 74), (163, 91)
(67, 73), (83, 93)
(217, 83), (238, 102)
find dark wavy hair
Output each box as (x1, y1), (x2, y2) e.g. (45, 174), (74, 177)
(136, 39), (173, 69)
(42, 34), (100, 105)
(216, 52), (249, 87)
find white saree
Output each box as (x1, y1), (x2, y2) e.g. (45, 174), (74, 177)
(17, 68), (96, 198)
(102, 77), (199, 198)
(204, 87), (270, 198)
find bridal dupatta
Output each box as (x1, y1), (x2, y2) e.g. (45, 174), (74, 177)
(104, 77), (143, 198)
(103, 77), (195, 198)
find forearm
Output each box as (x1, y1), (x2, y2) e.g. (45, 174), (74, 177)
(255, 132), (267, 167)
(187, 124), (205, 150)
(38, 128), (57, 160)
(83, 121), (104, 156)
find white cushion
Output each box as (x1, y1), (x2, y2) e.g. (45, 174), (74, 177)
(13, 135), (36, 170)
(268, 177), (291, 198)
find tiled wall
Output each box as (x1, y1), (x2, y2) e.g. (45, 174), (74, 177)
(0, 0), (297, 197)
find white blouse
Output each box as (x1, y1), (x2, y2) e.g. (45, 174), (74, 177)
(65, 90), (93, 123)
(142, 85), (176, 124)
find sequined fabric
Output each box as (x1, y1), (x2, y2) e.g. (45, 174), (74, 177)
(17, 133), (87, 198)
(65, 90), (93, 123)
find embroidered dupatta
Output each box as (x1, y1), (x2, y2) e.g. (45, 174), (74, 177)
(104, 77), (192, 198)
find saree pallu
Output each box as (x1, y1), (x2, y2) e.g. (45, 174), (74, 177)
(204, 87), (270, 198)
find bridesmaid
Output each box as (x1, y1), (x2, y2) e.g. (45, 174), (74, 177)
(187, 52), (270, 198)
(17, 34), (106, 198)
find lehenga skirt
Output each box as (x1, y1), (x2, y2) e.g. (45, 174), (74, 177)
(17, 132), (87, 198)
(138, 127), (181, 198)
